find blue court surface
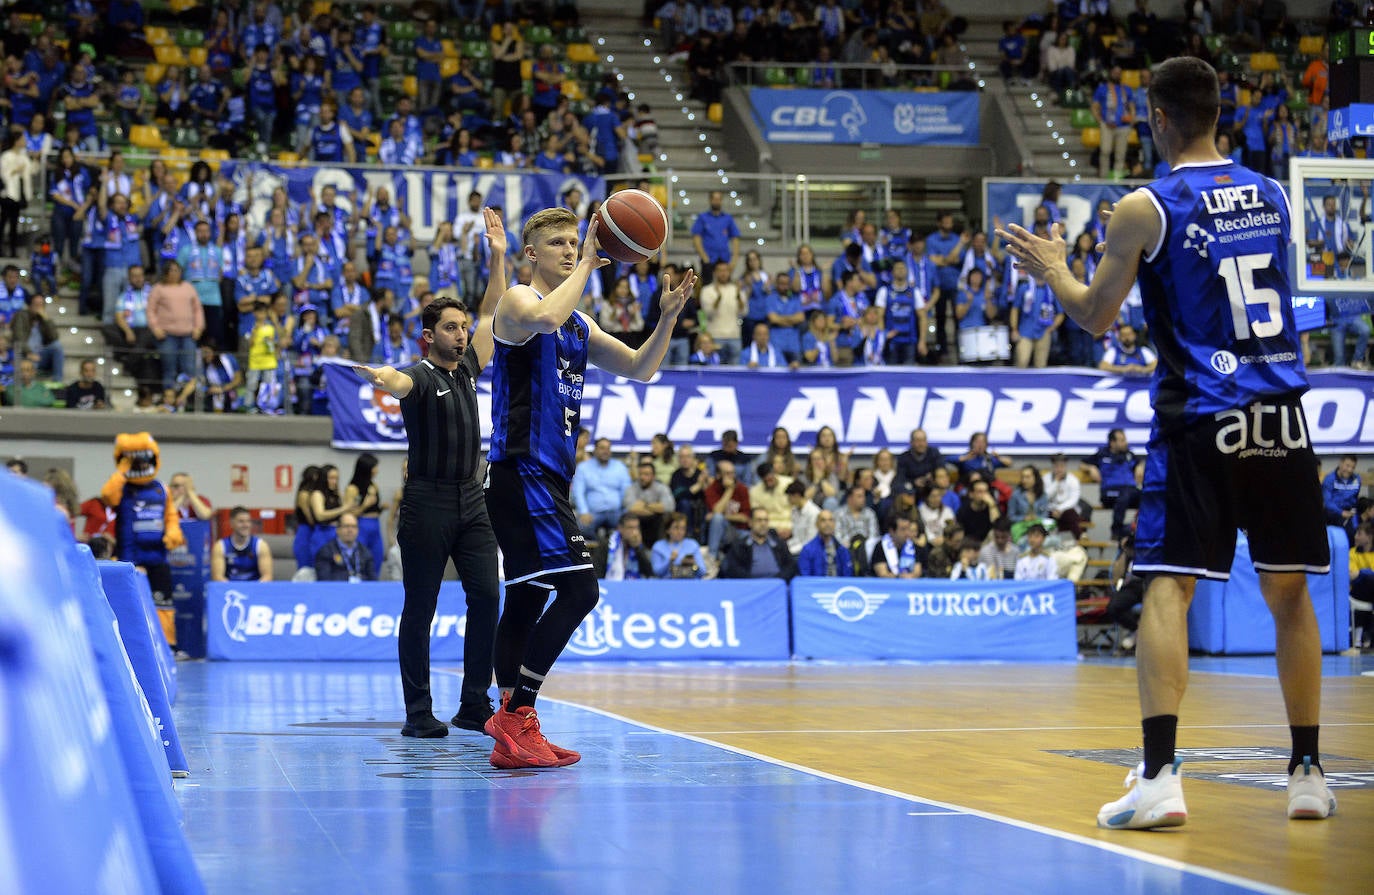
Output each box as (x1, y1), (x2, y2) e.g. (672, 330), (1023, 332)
(170, 658), (1369, 895)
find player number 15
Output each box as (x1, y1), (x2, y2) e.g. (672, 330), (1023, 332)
(1218, 252), (1283, 340)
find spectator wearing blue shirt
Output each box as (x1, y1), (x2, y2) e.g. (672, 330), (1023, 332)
(880, 209), (911, 264)
(97, 187), (142, 326)
(876, 260), (925, 364)
(827, 269), (869, 346)
(764, 272), (804, 363)
(998, 20), (1031, 83)
(307, 100), (356, 163)
(106, 0), (147, 56)
(573, 439), (634, 540)
(1097, 323), (1157, 376)
(355, 4), (386, 115)
(1092, 66), (1134, 178)
(378, 118), (423, 166)
(1322, 455), (1362, 536)
(1084, 428), (1145, 540)
(1235, 88), (1268, 174)
(0, 266), (29, 327)
(413, 19), (444, 113)
(445, 56), (488, 117)
(953, 267), (995, 332)
(955, 432), (1008, 487)
(57, 66), (99, 140)
(240, 6), (280, 58)
(188, 65), (226, 131)
(331, 27), (365, 100)
(1133, 68), (1155, 171)
(1009, 274), (1063, 369)
(652, 513), (707, 578)
(583, 90), (624, 174)
(925, 212), (963, 358)
(797, 510), (855, 577)
(234, 246), (281, 345)
(691, 191), (741, 271)
(244, 45), (283, 147)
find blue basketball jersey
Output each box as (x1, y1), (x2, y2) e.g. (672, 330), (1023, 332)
(221, 536), (261, 581)
(489, 302), (591, 481)
(1138, 160), (1308, 433)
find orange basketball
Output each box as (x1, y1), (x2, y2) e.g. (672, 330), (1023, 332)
(594, 188), (668, 263)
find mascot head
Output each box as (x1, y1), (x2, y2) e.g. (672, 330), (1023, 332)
(114, 432), (161, 485)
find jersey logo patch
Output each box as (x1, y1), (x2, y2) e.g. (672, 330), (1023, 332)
(436, 388), (452, 397)
(1184, 223), (1216, 259)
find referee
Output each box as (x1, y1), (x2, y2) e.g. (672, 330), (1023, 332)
(353, 208), (507, 738)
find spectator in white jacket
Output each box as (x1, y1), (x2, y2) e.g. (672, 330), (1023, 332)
(1043, 452), (1082, 522)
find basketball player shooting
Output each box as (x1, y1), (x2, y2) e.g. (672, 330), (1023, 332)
(997, 57), (1335, 830)
(482, 209), (696, 768)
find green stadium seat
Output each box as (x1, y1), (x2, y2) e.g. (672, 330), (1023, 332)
(576, 62), (602, 82)
(473, 58), (493, 79)
(765, 66), (789, 86)
(459, 23), (484, 42)
(401, 56), (416, 75)
(99, 123), (128, 146)
(463, 41), (490, 60)
(177, 29), (203, 48)
(560, 26), (587, 43)
(172, 126), (201, 148)
(1203, 34), (1225, 55)
(526, 25), (554, 46)
(1070, 107), (1097, 128)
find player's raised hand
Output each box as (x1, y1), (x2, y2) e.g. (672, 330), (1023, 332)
(996, 221), (1067, 281)
(482, 206), (506, 258)
(659, 267), (699, 321)
(581, 216), (611, 268)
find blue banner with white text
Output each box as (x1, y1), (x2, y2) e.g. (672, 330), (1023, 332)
(168, 518), (212, 659)
(217, 162), (604, 243)
(791, 577), (1077, 661)
(750, 88), (979, 144)
(329, 364), (1374, 455)
(207, 579), (789, 661)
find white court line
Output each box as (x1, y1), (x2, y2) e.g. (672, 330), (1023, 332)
(551, 697), (1302, 895)
(662, 722), (1374, 736)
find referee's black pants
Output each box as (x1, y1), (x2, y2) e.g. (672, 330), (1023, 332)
(396, 476), (500, 721)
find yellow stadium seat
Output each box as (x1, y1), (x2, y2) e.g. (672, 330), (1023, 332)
(477, 155), (494, 169)
(1238, 88), (1252, 106)
(1120, 69), (1141, 89)
(560, 80), (584, 100)
(144, 63), (167, 85)
(154, 45), (188, 66)
(145, 26), (173, 46)
(202, 148), (230, 163)
(566, 43), (599, 63)
(129, 125), (167, 149)
(1127, 128), (1140, 146)
(441, 39), (458, 58)
(187, 47), (207, 67)
(169, 0), (199, 12)
(1298, 35), (1325, 56)
(440, 58), (459, 78)
(163, 147), (190, 160)
(403, 75), (418, 97)
(707, 102), (722, 124)
(311, 1), (332, 16)
(649, 185), (669, 206)
(520, 59), (533, 80)
(276, 151), (301, 165)
(637, 153), (654, 164)
(1081, 127), (1100, 150)
(490, 24), (502, 41)
(1249, 52), (1280, 72)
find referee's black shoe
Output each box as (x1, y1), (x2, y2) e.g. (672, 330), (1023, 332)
(451, 698), (495, 733)
(401, 715), (450, 738)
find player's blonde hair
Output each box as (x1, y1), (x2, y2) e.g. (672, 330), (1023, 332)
(522, 207), (579, 248)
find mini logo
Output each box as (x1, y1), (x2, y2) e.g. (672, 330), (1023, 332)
(812, 585), (889, 622)
(436, 388), (451, 397)
(1184, 223), (1215, 259)
(222, 590), (248, 642)
(1210, 350), (1238, 374)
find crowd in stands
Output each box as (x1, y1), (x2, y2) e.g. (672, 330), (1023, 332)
(573, 424), (1144, 584)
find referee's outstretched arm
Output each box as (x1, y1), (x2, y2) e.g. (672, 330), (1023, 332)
(352, 363), (414, 397)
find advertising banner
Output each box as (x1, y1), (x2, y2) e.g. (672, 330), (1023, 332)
(750, 88), (979, 144)
(169, 518), (212, 659)
(208, 579), (790, 662)
(218, 162), (605, 243)
(330, 363), (1374, 456)
(791, 577), (1077, 661)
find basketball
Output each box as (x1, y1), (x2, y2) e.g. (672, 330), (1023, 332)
(594, 189), (668, 263)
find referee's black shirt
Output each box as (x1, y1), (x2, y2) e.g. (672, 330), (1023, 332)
(398, 348), (482, 482)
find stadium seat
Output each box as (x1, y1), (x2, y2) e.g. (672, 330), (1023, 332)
(707, 102), (722, 123)
(463, 41), (490, 59)
(99, 123), (127, 146)
(793, 67), (811, 86)
(520, 59), (533, 80)
(144, 63), (167, 85)
(440, 58), (459, 78)
(1120, 69), (1140, 89)
(188, 47), (207, 66)
(566, 43), (599, 64)
(561, 80), (585, 100)
(1069, 107), (1097, 129)
(1080, 127), (1100, 150)
(1060, 88), (1088, 109)
(202, 148), (229, 163)
(146, 26), (173, 46)
(477, 155), (494, 168)
(311, 1), (333, 16)
(177, 29), (203, 48)
(169, 0), (199, 12)
(575, 62), (602, 81)
(1249, 52), (1280, 72)
(277, 151), (301, 164)
(130, 125), (167, 149)
(403, 75), (418, 97)
(154, 45), (188, 66)
(459, 23), (485, 42)
(441, 39), (458, 58)
(1298, 35), (1325, 56)
(526, 25), (554, 45)
(473, 57), (492, 79)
